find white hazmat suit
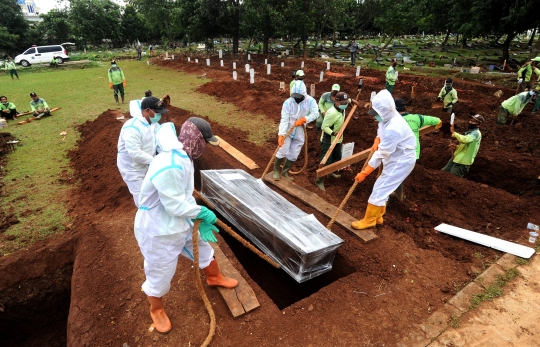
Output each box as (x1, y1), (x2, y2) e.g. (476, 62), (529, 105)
(134, 123), (214, 298)
(352, 89), (416, 230)
(117, 100), (158, 206)
(276, 81), (319, 161)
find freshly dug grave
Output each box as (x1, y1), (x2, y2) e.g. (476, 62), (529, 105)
(0, 54), (539, 347)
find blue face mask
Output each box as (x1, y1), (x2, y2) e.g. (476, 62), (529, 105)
(374, 115), (382, 122)
(338, 104), (348, 110)
(111, 64), (117, 68)
(150, 111), (162, 123)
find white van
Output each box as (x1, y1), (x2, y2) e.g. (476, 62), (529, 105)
(14, 45), (70, 67)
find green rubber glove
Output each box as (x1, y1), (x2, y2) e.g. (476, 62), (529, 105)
(198, 221), (219, 243)
(196, 206), (217, 224)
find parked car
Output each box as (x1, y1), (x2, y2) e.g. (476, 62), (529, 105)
(14, 45), (70, 67)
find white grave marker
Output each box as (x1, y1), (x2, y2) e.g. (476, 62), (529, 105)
(265, 59), (268, 64)
(310, 84), (315, 97)
(233, 62), (236, 69)
(219, 49), (223, 58)
(281, 62), (284, 67)
(341, 142), (354, 159)
(206, 59), (210, 66)
(450, 113), (455, 125)
(248, 54), (251, 61)
(172, 54), (174, 60)
(233, 71), (237, 80)
(220, 60), (224, 67)
(267, 64), (271, 75)
(166, 51), (169, 58)
(356, 66), (361, 77)
(245, 64), (250, 72)
(319, 71), (324, 82)
(280, 82), (285, 89)
(301, 61), (304, 68)
(195, 59), (198, 63)
(250, 75), (254, 84)
(188, 57), (191, 62)
(250, 68), (254, 78)
(326, 62), (330, 70)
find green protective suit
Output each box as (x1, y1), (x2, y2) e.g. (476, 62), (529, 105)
(108, 67), (125, 85)
(30, 98), (49, 111)
(0, 101), (16, 111)
(438, 87), (458, 108)
(401, 112), (441, 159)
(318, 92), (334, 114)
(517, 64), (540, 82)
(452, 128), (481, 165)
(4, 61), (16, 70)
(386, 66), (397, 86)
(320, 106), (345, 144)
(501, 92), (533, 116)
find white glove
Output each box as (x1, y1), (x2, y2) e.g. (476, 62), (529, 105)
(518, 78), (523, 84)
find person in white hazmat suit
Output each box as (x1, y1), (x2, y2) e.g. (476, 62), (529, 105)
(273, 80), (319, 181)
(351, 89), (417, 230)
(117, 96), (167, 206)
(135, 118), (238, 334)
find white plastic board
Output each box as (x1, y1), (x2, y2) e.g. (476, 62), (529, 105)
(435, 223), (535, 258)
(341, 142), (354, 159)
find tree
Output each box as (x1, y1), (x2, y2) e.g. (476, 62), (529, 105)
(0, 0), (30, 55)
(69, 0), (122, 48)
(38, 9), (71, 42)
(128, 0), (183, 46)
(121, 5), (148, 45)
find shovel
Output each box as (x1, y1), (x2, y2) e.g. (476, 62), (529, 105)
(431, 100), (444, 109)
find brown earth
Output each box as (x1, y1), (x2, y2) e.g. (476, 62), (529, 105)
(1, 54), (539, 347)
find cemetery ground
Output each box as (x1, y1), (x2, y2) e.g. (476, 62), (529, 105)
(0, 53), (539, 347)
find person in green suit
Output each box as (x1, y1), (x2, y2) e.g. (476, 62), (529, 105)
(442, 114), (483, 178)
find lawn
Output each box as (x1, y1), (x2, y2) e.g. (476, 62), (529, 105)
(0, 60), (274, 256)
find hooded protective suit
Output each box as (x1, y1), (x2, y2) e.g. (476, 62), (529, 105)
(276, 81), (319, 161)
(117, 100), (159, 206)
(134, 123), (214, 297)
(368, 90), (416, 206)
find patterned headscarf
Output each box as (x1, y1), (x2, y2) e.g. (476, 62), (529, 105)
(178, 120), (206, 160)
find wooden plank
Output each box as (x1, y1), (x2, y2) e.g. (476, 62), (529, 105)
(263, 173), (377, 243)
(210, 243), (260, 318)
(216, 136), (259, 170)
(16, 107), (61, 117)
(316, 125), (438, 178)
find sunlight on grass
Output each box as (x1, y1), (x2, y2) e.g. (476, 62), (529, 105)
(1, 60), (275, 255)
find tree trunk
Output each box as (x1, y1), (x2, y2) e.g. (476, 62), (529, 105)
(302, 37), (307, 58)
(529, 32), (540, 59)
(375, 31), (395, 60)
(502, 32), (516, 62)
(263, 36), (269, 54)
(527, 28), (537, 47)
(441, 28), (451, 47)
(455, 34), (459, 46)
(461, 36), (468, 49)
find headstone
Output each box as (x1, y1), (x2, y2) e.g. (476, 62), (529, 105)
(220, 60), (224, 67)
(188, 57), (191, 62)
(172, 54), (174, 60)
(233, 71), (237, 80)
(319, 71), (324, 82)
(301, 61), (304, 68)
(245, 64), (250, 72)
(233, 62), (236, 69)
(166, 51), (168, 58)
(286, 50), (289, 55)
(356, 66), (361, 77)
(219, 49), (223, 59)
(250, 75), (254, 84)
(281, 62), (284, 67)
(280, 82), (285, 89)
(267, 64), (271, 75)
(326, 62), (330, 70)
(265, 59), (268, 64)
(206, 59), (210, 66)
(195, 59), (198, 63)
(341, 142), (354, 159)
(310, 84), (315, 97)
(250, 68), (254, 78)
(248, 53), (251, 61)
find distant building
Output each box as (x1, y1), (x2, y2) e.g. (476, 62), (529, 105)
(17, 0), (42, 23)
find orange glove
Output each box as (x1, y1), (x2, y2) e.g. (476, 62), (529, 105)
(371, 137), (381, 151)
(109, 82), (113, 89)
(294, 117), (307, 126)
(123, 80), (127, 87)
(354, 165), (375, 183)
(278, 135), (285, 147)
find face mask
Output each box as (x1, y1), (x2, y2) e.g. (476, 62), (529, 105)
(111, 64), (117, 68)
(294, 96), (304, 104)
(445, 85), (452, 90)
(149, 111), (161, 123)
(338, 104), (348, 110)
(468, 123), (479, 129)
(529, 91), (535, 97)
(374, 115), (382, 122)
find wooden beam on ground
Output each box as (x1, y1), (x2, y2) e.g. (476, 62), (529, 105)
(264, 173), (377, 243)
(216, 135), (259, 170)
(210, 243), (260, 318)
(316, 124), (438, 178)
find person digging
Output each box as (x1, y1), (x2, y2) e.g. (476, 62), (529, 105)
(273, 80), (319, 181)
(316, 92), (357, 191)
(516, 57), (540, 94)
(391, 98), (441, 201)
(441, 114), (483, 178)
(437, 78), (458, 113)
(351, 90), (416, 230)
(497, 90), (536, 125)
(135, 119), (238, 334)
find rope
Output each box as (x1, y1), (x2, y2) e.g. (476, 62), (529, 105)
(193, 190), (280, 269)
(192, 220), (216, 347)
(289, 126), (308, 175)
(260, 124), (297, 179)
(326, 150), (375, 230)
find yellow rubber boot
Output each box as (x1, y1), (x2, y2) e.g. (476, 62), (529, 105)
(376, 205), (386, 225)
(202, 259), (239, 288)
(351, 203), (384, 230)
(147, 296), (172, 333)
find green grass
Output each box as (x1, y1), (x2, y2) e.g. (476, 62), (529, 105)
(469, 267), (520, 309)
(0, 60), (275, 256)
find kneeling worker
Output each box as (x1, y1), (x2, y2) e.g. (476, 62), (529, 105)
(135, 119), (237, 333)
(442, 114), (483, 178)
(0, 96), (19, 120)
